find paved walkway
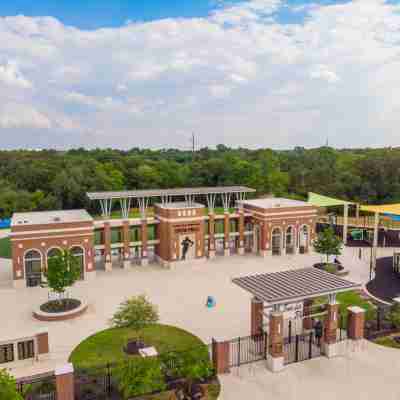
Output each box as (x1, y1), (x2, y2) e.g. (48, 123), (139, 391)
(219, 340), (400, 400)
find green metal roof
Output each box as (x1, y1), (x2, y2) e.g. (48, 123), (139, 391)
(308, 192), (353, 207)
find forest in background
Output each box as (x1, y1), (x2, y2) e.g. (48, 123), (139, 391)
(0, 145), (399, 218)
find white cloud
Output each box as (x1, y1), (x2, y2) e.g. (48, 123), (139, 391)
(0, 61), (32, 89)
(1, 0), (400, 148)
(0, 103), (51, 129)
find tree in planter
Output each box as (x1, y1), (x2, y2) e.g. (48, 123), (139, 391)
(0, 369), (23, 400)
(111, 295), (159, 337)
(313, 227), (343, 263)
(44, 249), (82, 308)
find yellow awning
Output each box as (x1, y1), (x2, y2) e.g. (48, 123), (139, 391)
(361, 204), (400, 216)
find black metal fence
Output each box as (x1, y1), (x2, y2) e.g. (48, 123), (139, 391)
(284, 332), (322, 365)
(365, 304), (400, 339)
(16, 372), (57, 400)
(228, 333), (268, 368)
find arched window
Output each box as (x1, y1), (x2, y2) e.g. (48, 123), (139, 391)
(24, 250), (42, 287)
(286, 226), (294, 254)
(271, 228), (282, 256)
(70, 246), (84, 280)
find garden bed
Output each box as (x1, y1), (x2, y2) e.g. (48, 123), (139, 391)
(40, 298), (81, 313)
(33, 300), (87, 322)
(313, 262), (348, 276)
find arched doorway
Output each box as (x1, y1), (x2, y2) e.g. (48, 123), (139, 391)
(272, 228), (282, 256)
(299, 225), (309, 254)
(47, 247), (62, 269)
(24, 250), (42, 287)
(285, 226), (295, 255)
(70, 246), (85, 280)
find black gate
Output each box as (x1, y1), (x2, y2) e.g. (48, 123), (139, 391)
(283, 331), (322, 365)
(228, 333), (268, 367)
(17, 373), (57, 400)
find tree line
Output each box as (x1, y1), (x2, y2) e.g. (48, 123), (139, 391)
(0, 145), (399, 218)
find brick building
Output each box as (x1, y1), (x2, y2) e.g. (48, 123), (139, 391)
(10, 187), (318, 288)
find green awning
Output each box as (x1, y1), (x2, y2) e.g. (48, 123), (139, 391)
(308, 192), (353, 208)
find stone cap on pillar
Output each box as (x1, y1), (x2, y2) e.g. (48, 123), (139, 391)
(55, 363), (74, 376)
(347, 306), (365, 314)
(36, 327), (49, 335)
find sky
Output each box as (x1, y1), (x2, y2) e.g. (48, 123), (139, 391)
(1, 0), (400, 150)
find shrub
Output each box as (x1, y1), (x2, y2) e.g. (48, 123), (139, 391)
(111, 295), (159, 334)
(388, 304), (400, 328)
(0, 369), (23, 400)
(116, 358), (166, 399)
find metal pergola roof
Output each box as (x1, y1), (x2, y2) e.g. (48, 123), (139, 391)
(87, 186), (255, 201)
(232, 267), (361, 306)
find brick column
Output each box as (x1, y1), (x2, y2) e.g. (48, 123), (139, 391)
(122, 221), (131, 269)
(208, 214), (216, 258)
(141, 219), (148, 266)
(323, 302), (340, 358)
(238, 211), (245, 255)
(251, 297), (263, 336)
(303, 299), (313, 330)
(260, 223), (268, 257)
(267, 311), (284, 372)
(224, 213), (230, 256)
(347, 306), (365, 340)
(212, 339), (230, 374)
(36, 329), (50, 361)
(324, 303), (339, 344)
(103, 222), (112, 272)
(55, 364), (75, 400)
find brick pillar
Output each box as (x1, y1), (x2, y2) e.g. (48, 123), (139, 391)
(208, 213), (216, 258)
(122, 221), (131, 269)
(55, 364), (75, 400)
(347, 306), (365, 340)
(36, 329), (50, 361)
(303, 299), (313, 330)
(251, 297), (263, 336)
(224, 212), (230, 256)
(103, 222), (112, 272)
(141, 219), (148, 266)
(267, 311), (285, 372)
(238, 211), (245, 255)
(324, 303), (339, 344)
(212, 339), (230, 374)
(260, 223), (268, 257)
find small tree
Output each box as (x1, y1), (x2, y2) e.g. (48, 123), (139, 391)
(313, 227), (343, 263)
(0, 369), (23, 400)
(45, 249), (81, 300)
(111, 295), (159, 334)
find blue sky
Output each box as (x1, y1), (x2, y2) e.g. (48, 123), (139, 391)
(0, 0), (353, 29)
(1, 0), (400, 149)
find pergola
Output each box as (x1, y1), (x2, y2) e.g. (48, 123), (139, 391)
(233, 267), (360, 308)
(87, 186), (256, 218)
(232, 267), (362, 371)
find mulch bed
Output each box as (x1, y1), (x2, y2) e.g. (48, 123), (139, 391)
(40, 298), (81, 313)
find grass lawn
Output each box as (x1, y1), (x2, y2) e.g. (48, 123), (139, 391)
(0, 237), (11, 259)
(374, 336), (400, 349)
(314, 290), (376, 327)
(69, 324), (207, 369)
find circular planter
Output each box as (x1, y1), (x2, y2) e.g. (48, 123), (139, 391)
(33, 301), (88, 322)
(313, 262), (349, 276)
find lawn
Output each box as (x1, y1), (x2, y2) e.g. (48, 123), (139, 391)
(0, 237), (11, 259)
(374, 336), (400, 349)
(314, 290), (376, 327)
(69, 324), (208, 369)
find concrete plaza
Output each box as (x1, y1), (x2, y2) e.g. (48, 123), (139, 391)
(1, 240), (399, 399)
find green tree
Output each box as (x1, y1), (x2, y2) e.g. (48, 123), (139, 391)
(111, 295), (159, 334)
(0, 369), (23, 400)
(116, 358), (166, 399)
(45, 249), (82, 299)
(313, 227), (343, 262)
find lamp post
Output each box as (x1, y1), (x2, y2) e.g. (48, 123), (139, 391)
(369, 243), (373, 281)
